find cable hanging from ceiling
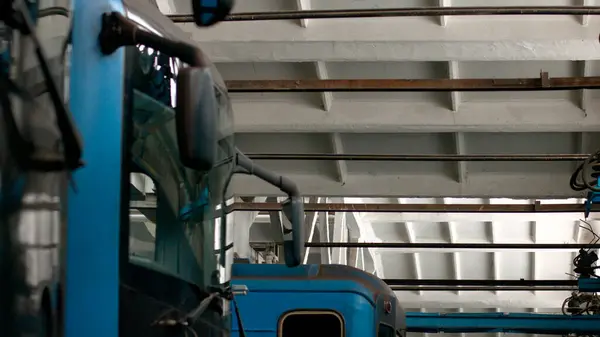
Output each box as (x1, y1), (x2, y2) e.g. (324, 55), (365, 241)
(571, 151), (600, 193)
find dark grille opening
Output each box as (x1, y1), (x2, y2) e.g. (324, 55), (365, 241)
(280, 312), (343, 337)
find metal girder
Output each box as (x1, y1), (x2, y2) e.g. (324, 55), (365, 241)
(230, 202), (595, 213)
(397, 291), (569, 309)
(230, 172), (583, 198)
(306, 242), (600, 249)
(170, 6), (600, 22)
(406, 312), (600, 334)
(245, 153), (588, 162)
(232, 101), (600, 135)
(226, 76), (600, 93)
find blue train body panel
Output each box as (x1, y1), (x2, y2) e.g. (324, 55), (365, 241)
(67, 1), (126, 336)
(233, 287), (374, 336)
(232, 263), (405, 337)
(231, 264), (600, 336)
(407, 312), (600, 335)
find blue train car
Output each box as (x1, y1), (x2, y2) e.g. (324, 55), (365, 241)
(231, 263), (406, 337)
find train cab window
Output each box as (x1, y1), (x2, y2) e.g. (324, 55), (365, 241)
(279, 311), (344, 337)
(129, 173), (156, 260)
(378, 324), (395, 337)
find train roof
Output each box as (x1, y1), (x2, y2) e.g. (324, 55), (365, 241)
(233, 263), (396, 301)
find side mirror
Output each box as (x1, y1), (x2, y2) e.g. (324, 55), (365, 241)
(192, 0), (235, 27)
(175, 67), (218, 171)
(236, 151), (305, 267)
(282, 196), (305, 267)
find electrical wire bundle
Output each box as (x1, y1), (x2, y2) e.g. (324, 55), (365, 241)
(562, 292), (600, 316)
(573, 221), (600, 279)
(570, 151), (600, 192)
(563, 221), (600, 316)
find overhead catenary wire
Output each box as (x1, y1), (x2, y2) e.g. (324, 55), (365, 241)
(168, 6), (600, 22)
(232, 202), (597, 213)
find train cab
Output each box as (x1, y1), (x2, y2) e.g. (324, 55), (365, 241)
(231, 263), (406, 337)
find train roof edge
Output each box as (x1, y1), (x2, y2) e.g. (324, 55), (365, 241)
(232, 263), (406, 335)
(232, 263), (396, 299)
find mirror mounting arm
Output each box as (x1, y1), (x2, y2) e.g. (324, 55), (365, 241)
(235, 151), (300, 198)
(235, 149), (305, 267)
(98, 12), (207, 68)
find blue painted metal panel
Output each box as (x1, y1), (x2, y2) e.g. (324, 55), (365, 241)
(232, 279), (375, 306)
(579, 277), (600, 292)
(231, 290), (375, 337)
(153, 189), (203, 284)
(233, 263), (320, 278)
(66, 1), (125, 337)
(406, 312), (600, 335)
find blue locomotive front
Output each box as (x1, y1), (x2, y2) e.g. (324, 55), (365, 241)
(231, 263), (406, 337)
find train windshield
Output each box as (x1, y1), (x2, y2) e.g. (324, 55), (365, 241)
(126, 39), (234, 290)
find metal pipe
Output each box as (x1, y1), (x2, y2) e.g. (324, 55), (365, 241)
(168, 6), (600, 22)
(226, 76), (600, 93)
(391, 286), (574, 291)
(305, 242), (600, 249)
(383, 279), (576, 286)
(247, 153), (588, 162)
(231, 202), (597, 213)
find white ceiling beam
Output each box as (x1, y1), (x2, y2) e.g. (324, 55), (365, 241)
(438, 0), (451, 26)
(187, 19), (600, 62)
(398, 198), (422, 295)
(330, 133), (347, 185)
(576, 132), (588, 172)
(330, 197), (348, 265)
(317, 210), (332, 264)
(531, 221), (539, 296)
(393, 291), (572, 309)
(488, 219), (501, 295)
(314, 61), (333, 111)
(295, 0), (310, 28)
(360, 247), (366, 270)
(453, 132), (467, 184)
(447, 61), (461, 112)
(231, 172), (586, 198)
(581, 0), (592, 26)
(233, 100), (600, 134)
(363, 212), (588, 223)
(441, 198), (461, 295)
(579, 61), (592, 115)
(346, 198), (384, 278)
(197, 39), (600, 63)
(302, 197), (322, 264)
